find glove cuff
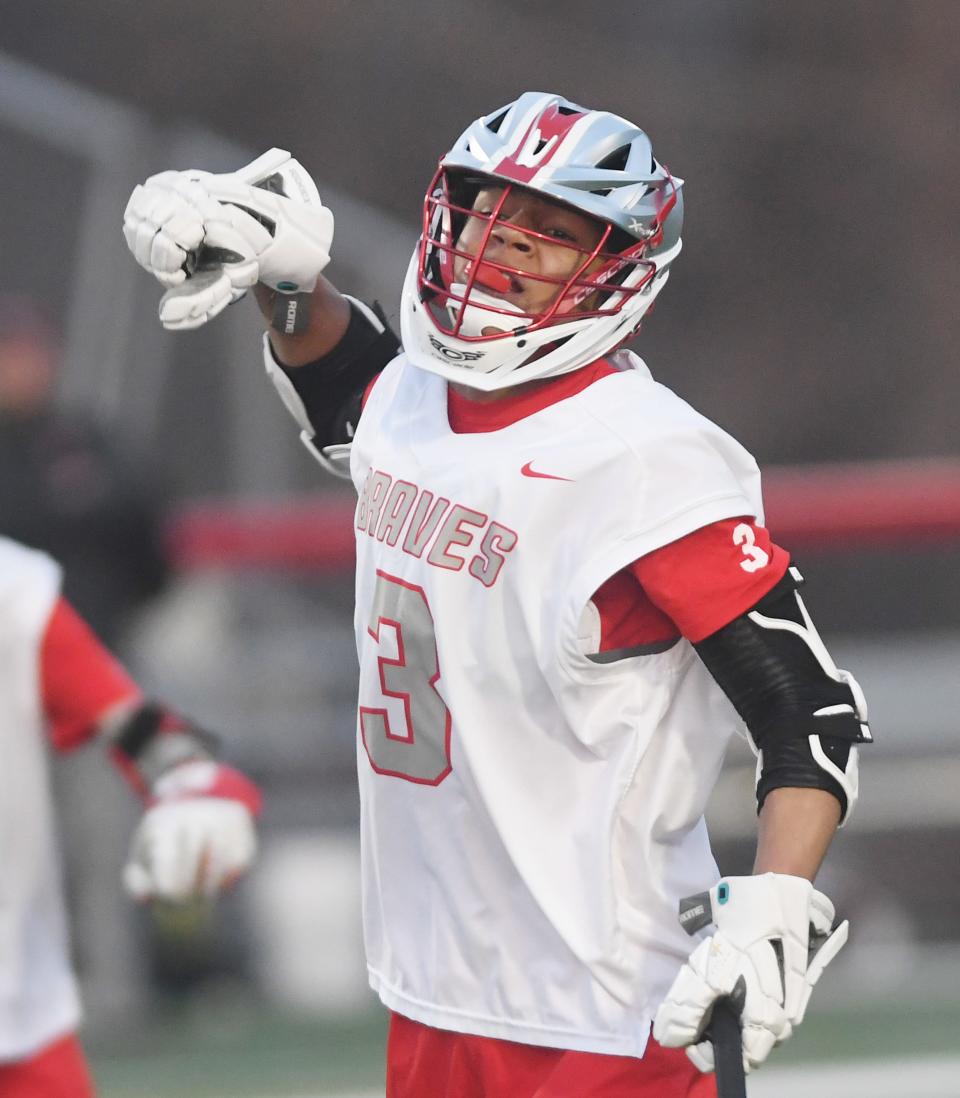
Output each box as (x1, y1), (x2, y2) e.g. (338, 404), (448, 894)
(150, 759), (263, 817)
(106, 701), (218, 797)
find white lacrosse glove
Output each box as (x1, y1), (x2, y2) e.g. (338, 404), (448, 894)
(653, 873), (847, 1074)
(123, 759), (261, 904)
(122, 148), (333, 330)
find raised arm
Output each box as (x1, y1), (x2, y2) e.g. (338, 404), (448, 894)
(122, 147), (336, 331)
(251, 278), (350, 365)
(122, 149), (401, 476)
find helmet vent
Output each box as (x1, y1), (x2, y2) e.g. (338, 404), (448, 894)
(556, 105), (581, 116)
(486, 109), (509, 134)
(595, 145), (631, 172)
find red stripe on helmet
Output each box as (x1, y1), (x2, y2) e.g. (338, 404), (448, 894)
(492, 105), (584, 184)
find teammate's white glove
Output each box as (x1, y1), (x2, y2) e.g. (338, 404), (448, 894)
(122, 148), (333, 330)
(123, 759), (261, 903)
(653, 873), (847, 1074)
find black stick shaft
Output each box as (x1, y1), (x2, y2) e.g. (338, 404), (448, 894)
(708, 997), (747, 1098)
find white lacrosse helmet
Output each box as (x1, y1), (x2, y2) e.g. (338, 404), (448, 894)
(400, 91), (683, 390)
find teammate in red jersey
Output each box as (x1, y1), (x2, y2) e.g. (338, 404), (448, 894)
(0, 536), (260, 1098)
(123, 93), (870, 1097)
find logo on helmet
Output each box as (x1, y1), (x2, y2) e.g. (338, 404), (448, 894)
(429, 335), (486, 363)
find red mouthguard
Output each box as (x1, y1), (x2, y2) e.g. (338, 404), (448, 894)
(473, 263), (514, 294)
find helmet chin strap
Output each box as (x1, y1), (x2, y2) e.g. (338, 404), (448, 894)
(446, 283), (533, 339)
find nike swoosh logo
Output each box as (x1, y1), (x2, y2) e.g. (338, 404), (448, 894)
(520, 461), (574, 482)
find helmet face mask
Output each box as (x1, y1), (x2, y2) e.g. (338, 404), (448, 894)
(423, 170), (660, 337)
(400, 92), (684, 390)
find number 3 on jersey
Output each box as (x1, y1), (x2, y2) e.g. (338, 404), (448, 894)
(733, 522), (770, 573)
(359, 570), (453, 785)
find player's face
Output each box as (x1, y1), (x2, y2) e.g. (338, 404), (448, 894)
(453, 185), (605, 316)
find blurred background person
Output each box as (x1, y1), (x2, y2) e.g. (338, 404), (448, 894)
(0, 533), (260, 1098)
(0, 296), (169, 647)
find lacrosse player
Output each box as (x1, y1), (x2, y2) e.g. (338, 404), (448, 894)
(0, 535), (260, 1097)
(123, 92), (869, 1097)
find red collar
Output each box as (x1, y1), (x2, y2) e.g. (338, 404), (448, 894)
(446, 359), (617, 434)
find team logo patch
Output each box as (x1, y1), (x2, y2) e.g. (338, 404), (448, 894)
(429, 335), (486, 363)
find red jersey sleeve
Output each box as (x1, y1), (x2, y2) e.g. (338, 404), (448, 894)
(630, 517), (790, 643)
(40, 598), (142, 752)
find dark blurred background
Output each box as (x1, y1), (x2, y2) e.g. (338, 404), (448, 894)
(1, 4), (959, 1096)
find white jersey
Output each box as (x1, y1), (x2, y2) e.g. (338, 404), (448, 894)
(350, 351), (763, 1057)
(0, 538), (81, 1061)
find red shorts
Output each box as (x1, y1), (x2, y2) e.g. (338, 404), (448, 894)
(0, 1033), (95, 1098)
(386, 1013), (717, 1098)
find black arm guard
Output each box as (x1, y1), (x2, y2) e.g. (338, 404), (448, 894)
(110, 701), (218, 790)
(279, 298), (401, 448)
(694, 566), (871, 822)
